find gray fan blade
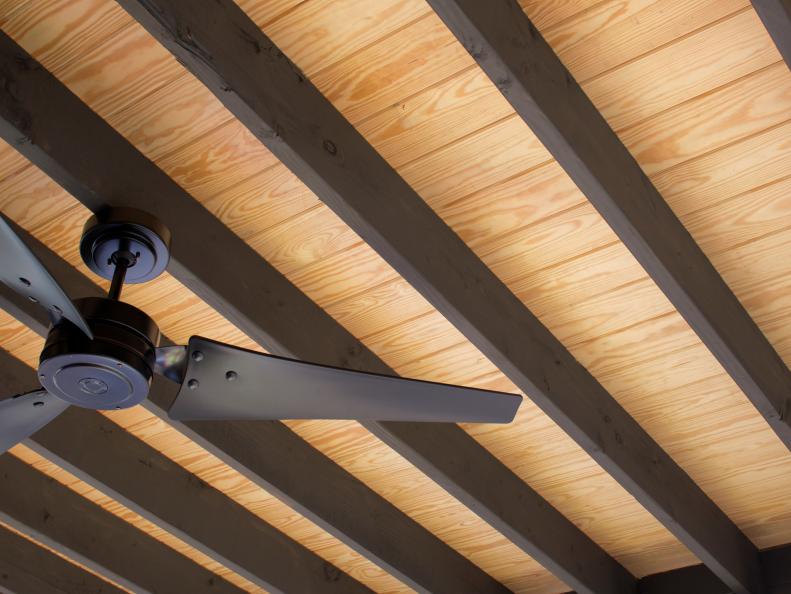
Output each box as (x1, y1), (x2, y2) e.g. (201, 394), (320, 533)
(0, 390), (69, 454)
(167, 337), (521, 423)
(0, 215), (92, 338)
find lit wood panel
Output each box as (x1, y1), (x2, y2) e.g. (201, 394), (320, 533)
(265, 0), (430, 77)
(0, 0), (131, 75)
(583, 7), (779, 130)
(1, 0), (790, 591)
(542, 0), (749, 82)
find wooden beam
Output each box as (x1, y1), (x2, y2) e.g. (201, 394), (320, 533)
(0, 230), (510, 594)
(427, 0), (791, 457)
(0, 33), (634, 594)
(0, 526), (127, 594)
(432, 1), (782, 592)
(32, 411), (373, 594)
(751, 0), (791, 67)
(110, 2), (761, 593)
(0, 348), (372, 594)
(763, 546), (791, 594)
(635, 544), (791, 594)
(0, 453), (244, 594)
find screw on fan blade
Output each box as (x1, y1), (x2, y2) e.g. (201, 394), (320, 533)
(0, 216), (93, 339)
(167, 337), (521, 423)
(0, 390), (69, 454)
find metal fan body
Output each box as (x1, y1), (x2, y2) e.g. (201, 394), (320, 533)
(0, 208), (522, 454)
(38, 297), (159, 410)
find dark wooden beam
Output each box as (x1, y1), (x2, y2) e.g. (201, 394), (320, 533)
(751, 0), (791, 67)
(429, 1), (782, 592)
(109, 2), (760, 593)
(0, 347), (372, 594)
(0, 453), (244, 594)
(0, 526), (127, 594)
(427, 0), (791, 455)
(0, 32), (634, 594)
(0, 230), (510, 594)
(635, 544), (791, 594)
(34, 410), (372, 594)
(763, 546), (791, 594)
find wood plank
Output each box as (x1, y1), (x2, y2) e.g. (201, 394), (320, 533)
(622, 62), (790, 178)
(38, 15), (181, 123)
(264, 0), (430, 78)
(544, 0), (748, 83)
(0, 525), (127, 594)
(427, 2), (784, 591)
(0, 450), (244, 594)
(657, 121), (791, 217)
(0, 0), (133, 78)
(310, 12), (473, 125)
(581, 8), (779, 131)
(113, 1), (770, 594)
(357, 66), (513, 169)
(0, 23), (632, 594)
(286, 39), (790, 339)
(751, 0), (791, 66)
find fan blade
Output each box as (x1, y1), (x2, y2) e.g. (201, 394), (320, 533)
(0, 390), (69, 454)
(0, 215), (92, 339)
(167, 337), (521, 423)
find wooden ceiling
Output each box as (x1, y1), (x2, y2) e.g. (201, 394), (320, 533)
(0, 0), (790, 593)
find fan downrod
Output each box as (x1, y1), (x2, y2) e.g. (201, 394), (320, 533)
(37, 208), (171, 411)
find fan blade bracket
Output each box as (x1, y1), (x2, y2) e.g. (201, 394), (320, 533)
(154, 345), (188, 384)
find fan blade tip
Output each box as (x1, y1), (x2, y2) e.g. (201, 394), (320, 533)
(495, 394), (522, 424)
(76, 319), (94, 340)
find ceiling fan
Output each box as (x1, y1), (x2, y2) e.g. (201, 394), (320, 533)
(0, 208), (521, 453)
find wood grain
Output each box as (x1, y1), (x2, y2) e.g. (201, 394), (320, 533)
(545, 0), (749, 82)
(1, 0), (790, 590)
(583, 8), (780, 130)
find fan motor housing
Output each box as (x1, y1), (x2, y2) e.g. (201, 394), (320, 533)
(38, 297), (160, 410)
(80, 207), (171, 283)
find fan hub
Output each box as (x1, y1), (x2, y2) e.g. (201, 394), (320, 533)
(38, 297), (160, 410)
